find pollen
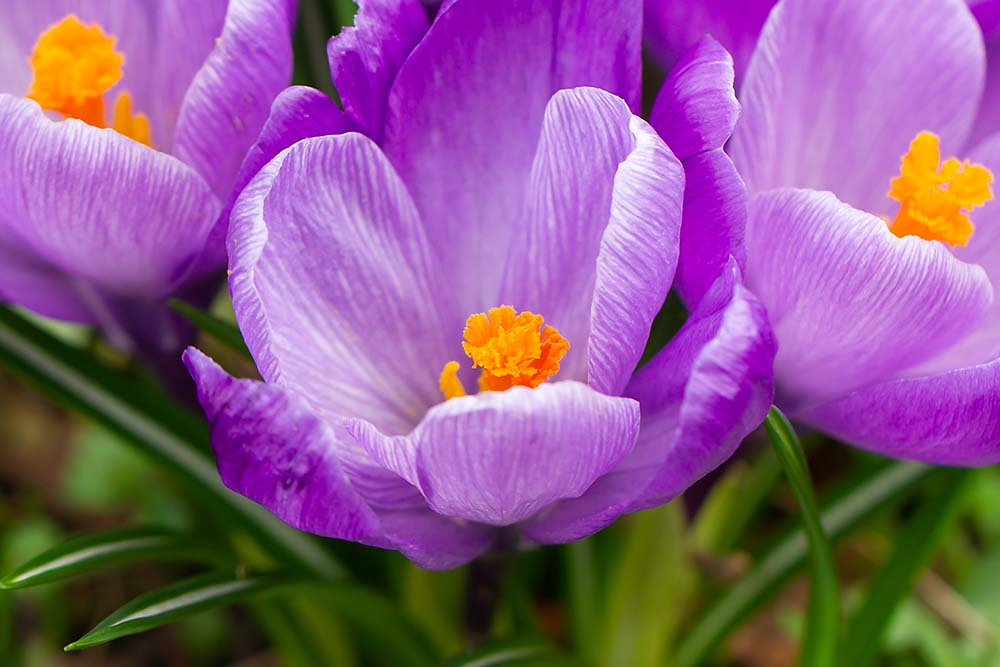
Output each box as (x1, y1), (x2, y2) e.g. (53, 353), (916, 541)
(887, 131), (993, 247)
(26, 15), (151, 146)
(438, 306), (569, 400)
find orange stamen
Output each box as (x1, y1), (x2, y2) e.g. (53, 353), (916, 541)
(438, 306), (569, 400)
(887, 131), (993, 246)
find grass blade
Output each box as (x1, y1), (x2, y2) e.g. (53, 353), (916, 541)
(672, 457), (932, 667)
(765, 408), (839, 667)
(839, 468), (972, 667)
(443, 639), (579, 667)
(1, 527), (220, 589)
(0, 306), (341, 579)
(65, 572), (300, 650)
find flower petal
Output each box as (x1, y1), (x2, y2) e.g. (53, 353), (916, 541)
(747, 188), (993, 407)
(173, 0), (296, 200)
(731, 0), (986, 213)
(499, 87), (682, 395)
(185, 347), (389, 546)
(196, 85), (352, 275)
(352, 381), (641, 527)
(650, 36), (747, 306)
(643, 0), (775, 79)
(798, 358), (1000, 466)
(184, 348), (491, 568)
(0, 96), (219, 301)
(522, 261), (774, 543)
(327, 0), (428, 140)
(229, 132), (458, 436)
(382, 0), (642, 315)
(0, 234), (91, 322)
(650, 36), (739, 161)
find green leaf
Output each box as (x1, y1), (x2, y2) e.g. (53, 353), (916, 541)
(65, 572), (437, 665)
(765, 407), (839, 667)
(0, 306), (341, 579)
(65, 572), (300, 650)
(1, 526), (220, 589)
(672, 457), (933, 667)
(839, 468), (971, 667)
(443, 639), (580, 667)
(169, 300), (250, 357)
(595, 502), (695, 667)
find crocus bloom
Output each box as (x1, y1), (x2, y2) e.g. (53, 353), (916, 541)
(0, 1), (295, 353)
(184, 0), (775, 568)
(727, 0), (1000, 465)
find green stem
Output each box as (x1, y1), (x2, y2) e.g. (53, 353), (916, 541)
(764, 407), (839, 667)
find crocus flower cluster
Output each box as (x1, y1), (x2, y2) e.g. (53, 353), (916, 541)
(7, 0), (1000, 570)
(0, 1), (295, 353)
(183, 0), (775, 568)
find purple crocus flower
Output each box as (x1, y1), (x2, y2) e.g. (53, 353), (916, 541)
(724, 0), (1000, 465)
(0, 1), (295, 354)
(184, 0), (775, 569)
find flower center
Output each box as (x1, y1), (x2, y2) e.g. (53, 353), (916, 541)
(439, 306), (570, 400)
(27, 15), (151, 146)
(887, 131), (993, 246)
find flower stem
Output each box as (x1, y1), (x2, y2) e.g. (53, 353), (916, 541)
(464, 529), (517, 644)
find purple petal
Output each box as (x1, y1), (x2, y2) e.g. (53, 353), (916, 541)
(0, 235), (91, 322)
(184, 347), (389, 547)
(0, 96), (219, 301)
(327, 0), (429, 140)
(352, 381), (641, 527)
(731, 0), (986, 214)
(184, 348), (491, 568)
(970, 0), (1000, 39)
(650, 36), (739, 161)
(499, 87), (682, 395)
(798, 357), (1000, 466)
(674, 150), (747, 308)
(147, 1), (229, 148)
(643, 0), (776, 78)
(523, 261), (775, 543)
(382, 0), (642, 315)
(173, 0), (296, 200)
(228, 132), (458, 436)
(968, 0), (1000, 144)
(650, 36), (747, 306)
(195, 85), (352, 275)
(747, 188), (993, 407)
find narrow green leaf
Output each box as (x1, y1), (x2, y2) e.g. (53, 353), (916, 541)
(839, 468), (971, 667)
(65, 572), (437, 665)
(0, 306), (341, 579)
(324, 583), (438, 667)
(564, 538), (600, 658)
(596, 502), (695, 667)
(1, 526), (220, 589)
(443, 639), (580, 667)
(672, 458), (932, 667)
(65, 572), (300, 650)
(765, 407), (839, 667)
(169, 300), (250, 357)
